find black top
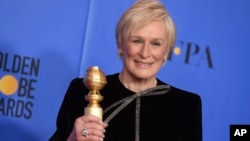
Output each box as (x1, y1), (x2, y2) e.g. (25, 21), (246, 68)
(49, 73), (202, 141)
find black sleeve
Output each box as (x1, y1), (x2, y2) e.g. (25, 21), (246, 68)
(191, 94), (203, 141)
(174, 92), (202, 141)
(49, 78), (88, 141)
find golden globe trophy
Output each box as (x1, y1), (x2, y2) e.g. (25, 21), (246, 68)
(83, 66), (107, 120)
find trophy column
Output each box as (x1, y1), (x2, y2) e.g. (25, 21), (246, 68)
(83, 66), (107, 120)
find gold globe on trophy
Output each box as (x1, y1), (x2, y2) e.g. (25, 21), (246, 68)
(83, 66), (107, 120)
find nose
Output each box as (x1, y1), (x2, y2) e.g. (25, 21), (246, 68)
(139, 43), (150, 58)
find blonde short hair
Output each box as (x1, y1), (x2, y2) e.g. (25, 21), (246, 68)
(116, 0), (176, 50)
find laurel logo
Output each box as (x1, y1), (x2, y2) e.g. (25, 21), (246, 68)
(0, 75), (18, 96)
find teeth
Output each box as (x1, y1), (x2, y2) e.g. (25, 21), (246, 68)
(136, 61), (151, 66)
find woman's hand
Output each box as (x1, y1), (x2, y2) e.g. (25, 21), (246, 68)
(67, 115), (108, 141)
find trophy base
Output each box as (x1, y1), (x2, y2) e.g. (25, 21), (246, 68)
(84, 107), (103, 120)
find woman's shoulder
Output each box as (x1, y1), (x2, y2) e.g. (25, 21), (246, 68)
(169, 85), (201, 103)
(157, 78), (201, 102)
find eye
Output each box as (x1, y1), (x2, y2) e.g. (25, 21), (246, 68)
(132, 39), (142, 44)
(151, 42), (161, 46)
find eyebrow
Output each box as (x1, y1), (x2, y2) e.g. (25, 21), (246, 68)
(129, 36), (165, 42)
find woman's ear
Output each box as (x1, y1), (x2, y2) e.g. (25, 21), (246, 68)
(162, 54), (168, 66)
(117, 47), (123, 60)
(164, 53), (169, 60)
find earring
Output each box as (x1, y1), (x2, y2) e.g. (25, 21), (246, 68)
(118, 53), (123, 60)
(162, 58), (166, 67)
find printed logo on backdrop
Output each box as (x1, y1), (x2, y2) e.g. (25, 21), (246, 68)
(0, 51), (40, 119)
(168, 40), (213, 69)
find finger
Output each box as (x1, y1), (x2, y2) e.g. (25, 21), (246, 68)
(86, 128), (105, 138)
(80, 115), (105, 124)
(81, 127), (105, 141)
(80, 115), (108, 129)
(83, 135), (104, 141)
(75, 115), (106, 140)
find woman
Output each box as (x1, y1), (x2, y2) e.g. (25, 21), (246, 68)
(49, 0), (202, 141)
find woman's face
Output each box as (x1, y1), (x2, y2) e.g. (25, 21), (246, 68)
(119, 21), (169, 80)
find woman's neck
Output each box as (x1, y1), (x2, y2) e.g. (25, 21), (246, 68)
(119, 72), (157, 92)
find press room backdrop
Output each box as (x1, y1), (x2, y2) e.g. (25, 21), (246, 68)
(0, 0), (249, 141)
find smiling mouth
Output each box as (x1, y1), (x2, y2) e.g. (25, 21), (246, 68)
(135, 60), (153, 68)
